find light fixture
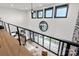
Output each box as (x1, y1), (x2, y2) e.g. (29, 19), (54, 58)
(10, 4), (14, 7)
(25, 8), (27, 10)
(39, 4), (42, 7)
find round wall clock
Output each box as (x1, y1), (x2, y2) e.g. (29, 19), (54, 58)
(39, 21), (48, 32)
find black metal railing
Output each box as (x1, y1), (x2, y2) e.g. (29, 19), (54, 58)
(0, 20), (79, 56)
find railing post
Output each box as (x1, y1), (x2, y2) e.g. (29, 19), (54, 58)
(49, 38), (51, 50)
(33, 32), (35, 42)
(42, 35), (44, 46)
(60, 42), (64, 56)
(58, 41), (61, 55)
(29, 31), (32, 40)
(4, 22), (7, 31)
(1, 21), (5, 30)
(76, 47), (79, 56)
(7, 23), (11, 35)
(17, 27), (21, 45)
(2, 21), (4, 26)
(64, 44), (70, 56)
(38, 34), (39, 43)
(24, 34), (27, 45)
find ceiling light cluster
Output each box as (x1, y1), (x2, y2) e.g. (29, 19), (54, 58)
(25, 8), (27, 10)
(39, 4), (42, 7)
(10, 4), (14, 7)
(10, 4), (27, 10)
(9, 4), (43, 11)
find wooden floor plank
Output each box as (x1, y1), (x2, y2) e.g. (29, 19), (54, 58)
(0, 29), (32, 56)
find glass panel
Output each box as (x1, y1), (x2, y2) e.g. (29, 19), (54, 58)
(39, 35), (43, 45)
(34, 33), (39, 43)
(5, 24), (9, 32)
(3, 23), (6, 30)
(0, 21), (2, 25)
(30, 32), (33, 40)
(62, 43), (67, 55)
(10, 25), (17, 33)
(38, 10), (43, 18)
(25, 30), (30, 40)
(19, 28), (26, 45)
(9, 25), (17, 38)
(45, 9), (53, 17)
(19, 28), (25, 35)
(50, 39), (59, 53)
(33, 13), (36, 18)
(44, 36), (50, 49)
(32, 11), (36, 18)
(56, 7), (67, 17)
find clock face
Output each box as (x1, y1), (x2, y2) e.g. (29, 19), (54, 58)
(39, 21), (48, 32)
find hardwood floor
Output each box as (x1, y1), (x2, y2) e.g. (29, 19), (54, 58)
(0, 29), (32, 56)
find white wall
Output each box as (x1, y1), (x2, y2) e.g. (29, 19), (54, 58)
(0, 3), (79, 41)
(26, 3), (79, 41)
(0, 7), (29, 28)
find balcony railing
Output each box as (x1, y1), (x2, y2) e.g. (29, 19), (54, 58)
(0, 20), (79, 56)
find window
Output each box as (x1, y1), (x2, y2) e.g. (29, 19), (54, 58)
(24, 30), (30, 39)
(34, 33), (39, 43)
(44, 36), (50, 49)
(54, 4), (68, 18)
(44, 7), (53, 18)
(39, 35), (43, 45)
(50, 39), (59, 53)
(39, 21), (48, 32)
(32, 11), (37, 19)
(0, 21), (2, 25)
(30, 32), (34, 40)
(37, 10), (43, 18)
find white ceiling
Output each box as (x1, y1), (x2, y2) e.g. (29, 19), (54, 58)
(0, 3), (53, 11)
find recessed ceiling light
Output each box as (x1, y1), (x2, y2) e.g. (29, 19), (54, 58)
(11, 4), (14, 7)
(39, 4), (42, 7)
(25, 8), (27, 9)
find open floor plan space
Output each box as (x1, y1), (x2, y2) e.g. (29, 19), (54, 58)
(0, 3), (79, 56)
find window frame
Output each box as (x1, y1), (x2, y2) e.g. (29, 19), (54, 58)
(44, 7), (53, 18)
(54, 4), (69, 18)
(37, 9), (43, 18)
(39, 21), (48, 32)
(31, 11), (37, 19)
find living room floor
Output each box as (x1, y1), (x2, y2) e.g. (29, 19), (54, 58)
(24, 40), (56, 56)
